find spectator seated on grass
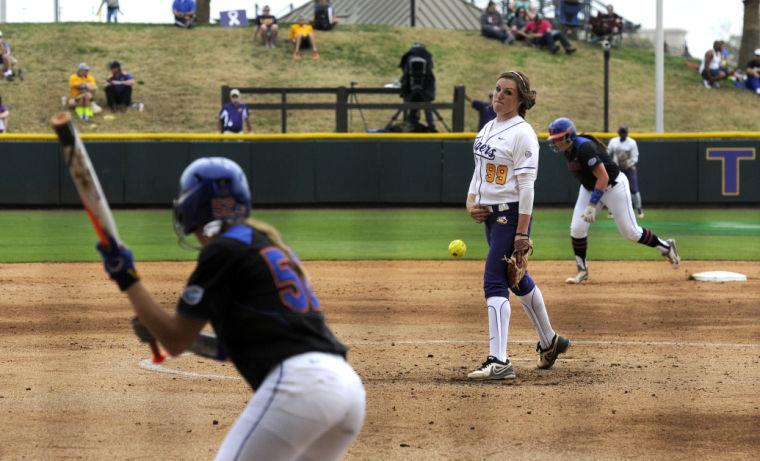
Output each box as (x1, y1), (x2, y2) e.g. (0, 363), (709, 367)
(481, 1), (515, 45)
(523, 13), (576, 54)
(217, 88), (252, 134)
(289, 16), (320, 60)
(589, 4), (624, 42)
(699, 41), (728, 89)
(0, 95), (9, 133)
(508, 7), (531, 42)
(312, 0), (338, 31)
(254, 5), (279, 48)
(68, 63), (97, 120)
(104, 60), (135, 112)
(741, 48), (760, 96)
(173, 0), (197, 29)
(0, 30), (23, 81)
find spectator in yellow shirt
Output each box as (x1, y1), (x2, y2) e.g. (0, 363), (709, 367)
(289, 16), (319, 60)
(68, 63), (97, 120)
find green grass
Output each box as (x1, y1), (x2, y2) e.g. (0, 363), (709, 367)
(1, 208), (758, 263)
(0, 23), (758, 135)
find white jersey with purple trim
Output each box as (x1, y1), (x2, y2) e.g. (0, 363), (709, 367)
(468, 115), (539, 205)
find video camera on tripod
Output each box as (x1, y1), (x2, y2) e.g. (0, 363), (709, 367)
(391, 43), (438, 132)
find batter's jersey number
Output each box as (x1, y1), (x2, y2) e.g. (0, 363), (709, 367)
(485, 163), (508, 185)
(260, 247), (321, 313)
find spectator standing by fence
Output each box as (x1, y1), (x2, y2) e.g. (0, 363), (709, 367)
(218, 88), (252, 134)
(104, 61), (135, 112)
(173, 0), (197, 29)
(465, 92), (495, 130)
(0, 95), (9, 133)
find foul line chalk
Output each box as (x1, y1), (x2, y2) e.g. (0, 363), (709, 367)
(139, 338), (760, 381)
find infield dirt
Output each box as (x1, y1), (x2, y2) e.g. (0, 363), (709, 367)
(1, 260), (758, 460)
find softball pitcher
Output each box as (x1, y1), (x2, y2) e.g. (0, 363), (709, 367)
(608, 126), (644, 218)
(96, 157), (365, 461)
(466, 71), (570, 381)
(547, 117), (681, 284)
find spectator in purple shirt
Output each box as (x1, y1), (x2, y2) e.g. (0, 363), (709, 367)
(104, 61), (135, 112)
(466, 92), (496, 130)
(0, 95), (9, 132)
(217, 88), (252, 134)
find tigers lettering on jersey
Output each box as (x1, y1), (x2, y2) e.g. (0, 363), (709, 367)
(473, 138), (497, 160)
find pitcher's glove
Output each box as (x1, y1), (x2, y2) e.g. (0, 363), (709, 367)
(506, 236), (533, 289)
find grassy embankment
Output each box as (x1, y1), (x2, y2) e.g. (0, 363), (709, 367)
(0, 23), (757, 134)
(1, 208), (758, 262)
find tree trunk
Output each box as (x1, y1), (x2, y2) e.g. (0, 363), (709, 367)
(197, 0), (211, 24)
(739, 0), (760, 66)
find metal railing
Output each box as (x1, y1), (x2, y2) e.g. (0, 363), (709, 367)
(220, 85), (467, 133)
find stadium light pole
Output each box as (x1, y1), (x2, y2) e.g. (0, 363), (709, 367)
(0, 0), (6, 23)
(54, 0), (60, 22)
(655, 0), (664, 132)
(411, 0), (416, 27)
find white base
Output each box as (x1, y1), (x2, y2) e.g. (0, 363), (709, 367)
(689, 271), (747, 282)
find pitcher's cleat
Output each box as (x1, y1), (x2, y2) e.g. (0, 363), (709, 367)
(565, 266), (588, 284)
(537, 334), (570, 369)
(467, 356), (516, 380)
(662, 239), (680, 269)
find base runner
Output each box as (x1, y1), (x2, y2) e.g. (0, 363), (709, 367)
(547, 117), (681, 284)
(95, 157), (365, 460)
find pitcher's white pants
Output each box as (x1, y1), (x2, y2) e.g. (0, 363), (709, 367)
(215, 352), (366, 461)
(570, 173), (643, 241)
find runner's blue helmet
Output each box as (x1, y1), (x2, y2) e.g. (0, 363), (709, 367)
(547, 117), (577, 152)
(173, 157), (251, 239)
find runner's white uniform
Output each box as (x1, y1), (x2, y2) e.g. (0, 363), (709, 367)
(468, 115), (539, 207)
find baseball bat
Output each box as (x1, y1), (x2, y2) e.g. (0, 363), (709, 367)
(51, 112), (165, 364)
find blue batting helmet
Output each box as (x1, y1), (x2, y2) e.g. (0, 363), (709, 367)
(547, 117), (577, 152)
(172, 157), (251, 238)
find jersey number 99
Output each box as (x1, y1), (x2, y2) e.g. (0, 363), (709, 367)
(261, 247), (321, 313)
(485, 163), (508, 185)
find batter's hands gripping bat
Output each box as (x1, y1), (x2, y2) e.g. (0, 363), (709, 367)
(51, 112), (165, 364)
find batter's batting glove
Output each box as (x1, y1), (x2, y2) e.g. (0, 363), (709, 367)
(131, 316), (154, 343)
(581, 204), (597, 223)
(96, 236), (140, 291)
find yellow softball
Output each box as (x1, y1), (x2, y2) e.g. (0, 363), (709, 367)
(448, 239), (467, 258)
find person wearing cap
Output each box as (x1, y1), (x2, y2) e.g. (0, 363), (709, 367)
(217, 89), (252, 134)
(254, 5), (278, 48)
(743, 48), (760, 96)
(172, 0), (197, 29)
(68, 63), (98, 120)
(289, 15), (319, 60)
(104, 61), (135, 112)
(0, 31), (22, 81)
(607, 125), (644, 218)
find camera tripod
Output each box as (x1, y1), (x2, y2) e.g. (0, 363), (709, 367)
(386, 99), (450, 132)
(348, 82), (368, 132)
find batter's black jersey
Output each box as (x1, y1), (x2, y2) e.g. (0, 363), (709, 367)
(563, 136), (620, 191)
(177, 224), (347, 390)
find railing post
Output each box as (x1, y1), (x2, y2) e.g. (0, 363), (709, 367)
(281, 92), (287, 133)
(335, 87), (349, 132)
(452, 85), (466, 132)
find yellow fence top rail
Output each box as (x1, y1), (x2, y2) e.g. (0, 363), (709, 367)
(2, 132), (760, 141)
